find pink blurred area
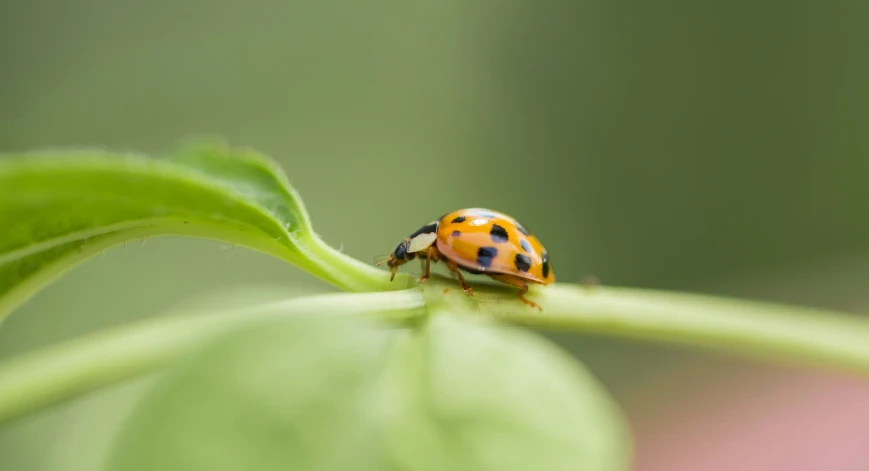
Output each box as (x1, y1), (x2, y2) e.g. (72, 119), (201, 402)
(629, 363), (869, 471)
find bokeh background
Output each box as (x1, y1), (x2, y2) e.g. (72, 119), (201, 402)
(3, 1), (869, 470)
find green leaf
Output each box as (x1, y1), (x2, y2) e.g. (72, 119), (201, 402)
(0, 141), (406, 320)
(105, 312), (629, 471)
(107, 313), (397, 471)
(381, 314), (630, 471)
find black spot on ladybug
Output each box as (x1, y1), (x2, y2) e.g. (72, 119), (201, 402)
(451, 230), (461, 238)
(451, 216), (466, 223)
(490, 224), (509, 243)
(516, 224), (530, 236)
(409, 222), (438, 238)
(514, 253), (532, 272)
(520, 239), (532, 253)
(477, 246), (498, 268)
(541, 252), (550, 278)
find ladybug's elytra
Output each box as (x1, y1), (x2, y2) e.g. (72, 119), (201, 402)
(378, 208), (554, 309)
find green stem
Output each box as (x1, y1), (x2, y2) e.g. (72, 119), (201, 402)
(0, 220), (412, 323)
(4, 278), (869, 425)
(0, 290), (425, 424)
(298, 232), (415, 293)
(483, 283), (869, 375)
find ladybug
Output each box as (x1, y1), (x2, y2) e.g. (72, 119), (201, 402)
(378, 208), (554, 309)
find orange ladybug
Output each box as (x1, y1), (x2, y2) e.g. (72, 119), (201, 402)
(379, 208), (554, 309)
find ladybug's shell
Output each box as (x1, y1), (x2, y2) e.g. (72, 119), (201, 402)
(436, 208), (554, 284)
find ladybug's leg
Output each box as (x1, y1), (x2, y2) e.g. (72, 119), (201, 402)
(418, 246), (440, 283)
(487, 274), (541, 311)
(445, 260), (473, 296)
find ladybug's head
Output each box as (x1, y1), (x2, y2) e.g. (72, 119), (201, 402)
(378, 221), (439, 281)
(379, 239), (414, 281)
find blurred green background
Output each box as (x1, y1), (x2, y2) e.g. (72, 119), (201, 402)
(2, 1), (869, 470)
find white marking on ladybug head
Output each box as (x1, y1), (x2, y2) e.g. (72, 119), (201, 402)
(407, 232), (437, 253)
